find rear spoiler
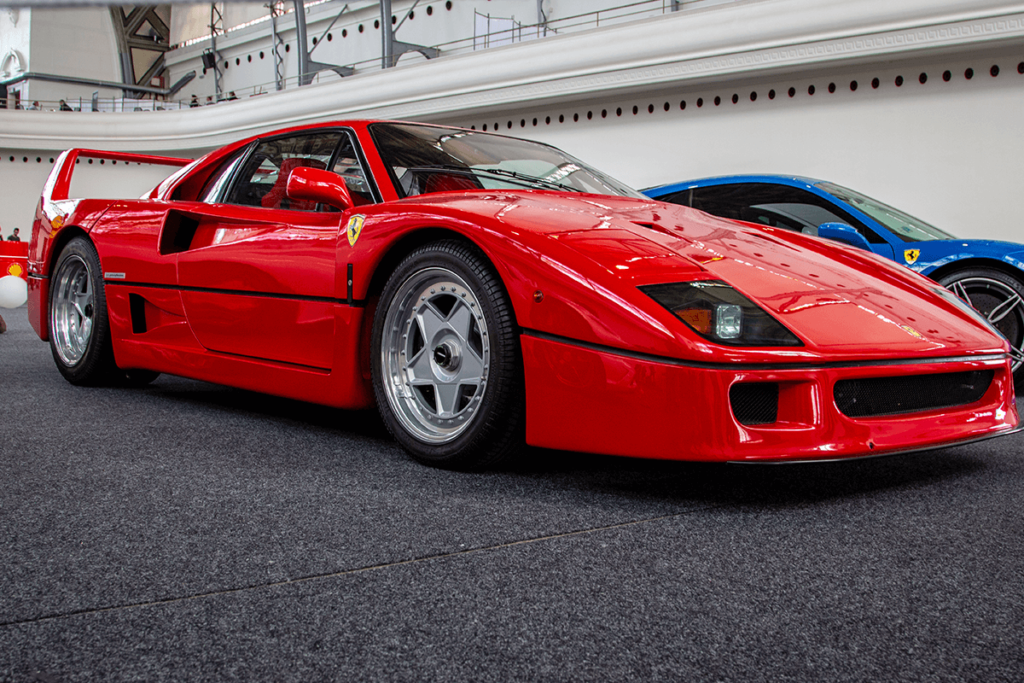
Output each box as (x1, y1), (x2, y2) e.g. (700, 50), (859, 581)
(43, 148), (192, 202)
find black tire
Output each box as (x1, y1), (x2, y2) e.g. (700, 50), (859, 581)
(938, 267), (1024, 387)
(48, 237), (120, 386)
(371, 239), (524, 470)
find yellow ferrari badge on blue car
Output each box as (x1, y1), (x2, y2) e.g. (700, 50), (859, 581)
(346, 214), (365, 247)
(904, 249), (920, 265)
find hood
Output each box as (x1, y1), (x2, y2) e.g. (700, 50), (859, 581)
(406, 191), (1007, 360)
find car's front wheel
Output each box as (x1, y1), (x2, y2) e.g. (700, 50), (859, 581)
(371, 240), (524, 469)
(939, 267), (1024, 387)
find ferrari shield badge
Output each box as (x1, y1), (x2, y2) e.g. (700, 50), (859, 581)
(346, 214), (365, 247)
(903, 249), (920, 265)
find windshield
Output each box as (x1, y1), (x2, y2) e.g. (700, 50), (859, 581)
(370, 122), (644, 199)
(815, 181), (956, 242)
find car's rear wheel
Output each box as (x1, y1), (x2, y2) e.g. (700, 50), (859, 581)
(371, 240), (524, 469)
(939, 267), (1024, 387)
(49, 236), (159, 387)
(50, 237), (119, 385)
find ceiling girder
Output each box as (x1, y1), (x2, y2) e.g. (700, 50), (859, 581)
(110, 4), (172, 91)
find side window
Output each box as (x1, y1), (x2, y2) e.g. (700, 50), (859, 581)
(658, 189), (693, 207)
(224, 133), (342, 211)
(198, 146), (249, 203)
(329, 135), (375, 208)
(690, 183), (886, 243)
(690, 184), (761, 222)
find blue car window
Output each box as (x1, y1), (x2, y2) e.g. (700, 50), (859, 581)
(686, 183), (888, 244)
(746, 203), (844, 235)
(816, 181), (956, 242)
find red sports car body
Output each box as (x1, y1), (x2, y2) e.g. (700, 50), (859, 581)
(27, 121), (1018, 468)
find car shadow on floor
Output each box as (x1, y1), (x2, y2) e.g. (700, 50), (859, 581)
(503, 443), (996, 510)
(139, 375), (392, 440)
(129, 373), (1007, 512)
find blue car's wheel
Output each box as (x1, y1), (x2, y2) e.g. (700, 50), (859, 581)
(939, 268), (1024, 387)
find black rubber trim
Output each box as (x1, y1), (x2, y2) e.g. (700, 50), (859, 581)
(104, 280), (367, 307)
(27, 273), (48, 280)
(203, 346), (332, 373)
(728, 424), (1024, 465)
(520, 328), (1009, 372)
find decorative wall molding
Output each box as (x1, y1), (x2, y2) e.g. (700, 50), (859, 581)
(0, 48), (25, 78)
(2, 0), (1024, 152)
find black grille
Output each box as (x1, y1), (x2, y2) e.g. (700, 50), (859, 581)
(730, 383), (779, 425)
(834, 370), (993, 418)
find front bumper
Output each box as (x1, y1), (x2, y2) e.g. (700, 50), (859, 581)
(521, 333), (1018, 462)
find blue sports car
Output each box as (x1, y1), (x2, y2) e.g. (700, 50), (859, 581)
(644, 175), (1024, 385)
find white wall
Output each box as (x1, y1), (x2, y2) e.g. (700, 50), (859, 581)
(0, 150), (52, 237)
(474, 52), (1024, 241)
(24, 8), (123, 105)
(1, 6), (32, 108)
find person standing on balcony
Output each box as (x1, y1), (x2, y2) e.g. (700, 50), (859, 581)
(6, 228), (21, 242)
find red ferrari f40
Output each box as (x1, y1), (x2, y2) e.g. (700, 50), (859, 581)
(27, 121), (1019, 468)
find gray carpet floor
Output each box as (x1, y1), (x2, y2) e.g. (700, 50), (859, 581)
(1, 307), (1022, 682)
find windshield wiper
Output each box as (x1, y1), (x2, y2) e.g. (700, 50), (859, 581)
(405, 165), (583, 192)
(471, 166), (584, 192)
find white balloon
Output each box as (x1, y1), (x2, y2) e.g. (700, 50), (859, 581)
(0, 275), (28, 309)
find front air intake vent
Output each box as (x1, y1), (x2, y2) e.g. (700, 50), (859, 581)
(730, 382), (779, 425)
(834, 370), (993, 418)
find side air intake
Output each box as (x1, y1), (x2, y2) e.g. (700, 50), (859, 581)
(730, 382), (779, 425)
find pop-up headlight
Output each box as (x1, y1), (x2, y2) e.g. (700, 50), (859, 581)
(640, 280), (802, 346)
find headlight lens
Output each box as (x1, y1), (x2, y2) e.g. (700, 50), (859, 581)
(640, 280), (802, 346)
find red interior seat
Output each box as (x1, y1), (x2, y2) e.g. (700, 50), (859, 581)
(423, 173), (481, 194)
(261, 157), (328, 210)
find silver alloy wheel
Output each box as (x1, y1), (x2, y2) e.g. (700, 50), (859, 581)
(380, 267), (490, 444)
(50, 253), (95, 366)
(947, 276), (1024, 369)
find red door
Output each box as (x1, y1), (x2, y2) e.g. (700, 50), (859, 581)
(175, 203), (341, 370)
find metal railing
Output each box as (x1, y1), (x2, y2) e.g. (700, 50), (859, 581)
(0, 96), (221, 112)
